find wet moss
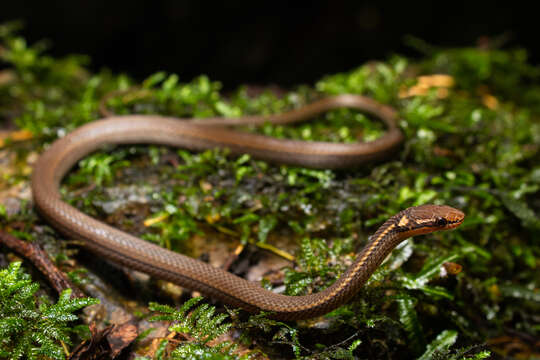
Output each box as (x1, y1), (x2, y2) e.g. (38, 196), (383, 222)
(1, 22), (538, 359)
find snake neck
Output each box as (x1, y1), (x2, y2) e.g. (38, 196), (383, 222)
(325, 216), (403, 295)
(264, 216), (404, 319)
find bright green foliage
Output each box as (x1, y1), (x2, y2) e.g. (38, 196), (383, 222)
(67, 152), (131, 187)
(408, 37), (540, 105)
(317, 57), (407, 103)
(417, 330), (458, 360)
(398, 251), (462, 300)
(1, 21), (539, 359)
(397, 296), (425, 355)
(146, 297), (250, 360)
(284, 236), (352, 296)
(419, 333), (491, 360)
(0, 21), (127, 138)
(239, 313), (363, 359)
(0, 262), (98, 360)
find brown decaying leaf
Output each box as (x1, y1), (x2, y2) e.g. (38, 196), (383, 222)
(69, 322), (138, 360)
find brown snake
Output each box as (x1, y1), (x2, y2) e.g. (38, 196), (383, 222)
(31, 93), (465, 320)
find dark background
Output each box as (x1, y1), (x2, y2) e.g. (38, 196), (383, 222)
(1, 1), (538, 89)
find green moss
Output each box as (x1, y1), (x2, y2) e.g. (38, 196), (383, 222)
(0, 262), (98, 360)
(1, 21), (538, 359)
(144, 297), (252, 360)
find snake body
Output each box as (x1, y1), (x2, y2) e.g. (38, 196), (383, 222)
(31, 94), (464, 320)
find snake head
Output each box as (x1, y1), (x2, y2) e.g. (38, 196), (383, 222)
(396, 204), (465, 236)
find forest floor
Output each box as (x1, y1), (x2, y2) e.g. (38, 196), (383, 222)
(0, 22), (539, 360)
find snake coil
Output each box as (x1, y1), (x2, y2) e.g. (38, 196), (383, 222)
(32, 94), (464, 319)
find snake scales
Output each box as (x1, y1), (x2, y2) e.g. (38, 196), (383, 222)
(31, 94), (464, 320)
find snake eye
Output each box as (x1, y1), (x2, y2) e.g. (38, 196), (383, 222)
(436, 217), (448, 226)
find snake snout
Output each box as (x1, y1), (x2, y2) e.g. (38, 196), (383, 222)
(437, 205), (465, 229)
(408, 204), (465, 231)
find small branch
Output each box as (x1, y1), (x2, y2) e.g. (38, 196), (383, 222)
(0, 230), (85, 298)
(254, 241), (295, 262)
(221, 243), (244, 271)
(99, 87), (151, 117)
